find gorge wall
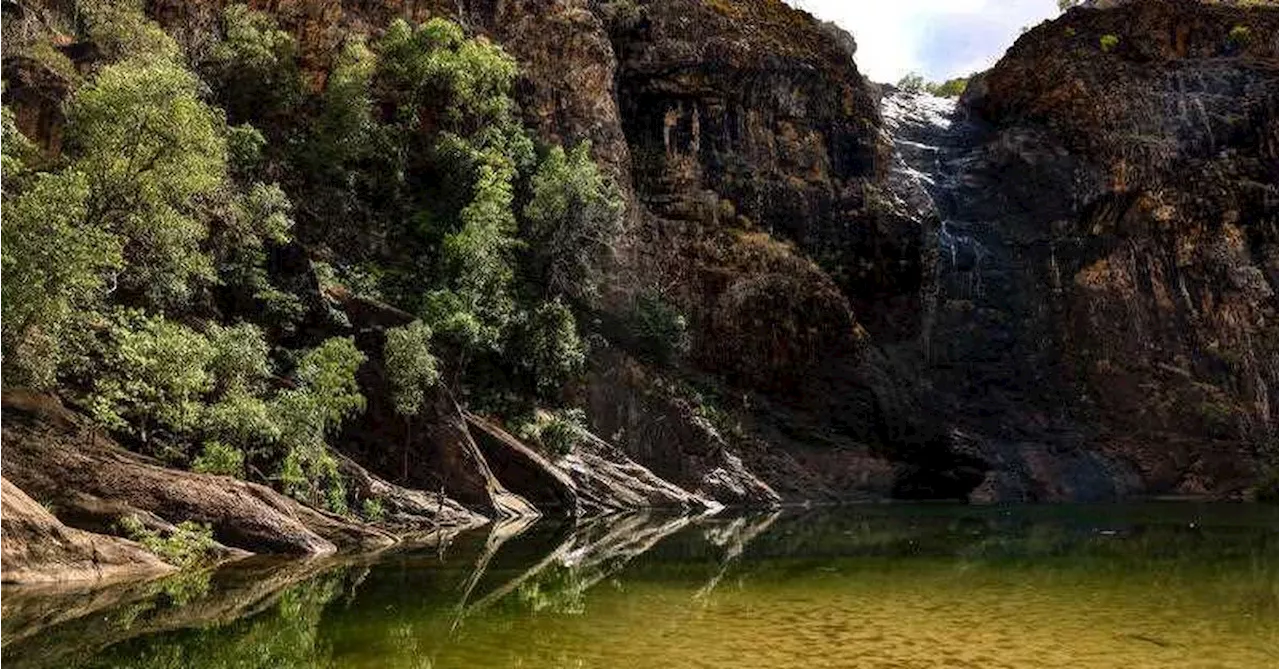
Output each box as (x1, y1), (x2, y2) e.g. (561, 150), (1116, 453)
(2, 0), (1275, 579)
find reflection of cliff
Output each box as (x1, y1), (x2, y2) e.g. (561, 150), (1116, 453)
(5, 507), (1275, 668)
(3, 509), (789, 667)
(0, 556), (358, 669)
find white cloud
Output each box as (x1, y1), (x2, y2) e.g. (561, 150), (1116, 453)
(788, 0), (1059, 83)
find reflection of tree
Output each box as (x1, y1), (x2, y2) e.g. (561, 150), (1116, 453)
(2, 557), (355, 669)
(516, 563), (587, 615)
(693, 511), (781, 602)
(460, 512), (703, 621)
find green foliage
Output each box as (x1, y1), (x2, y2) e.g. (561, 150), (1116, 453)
(384, 321), (440, 417)
(523, 142), (625, 302)
(925, 77), (969, 98)
(1100, 34), (1119, 52)
(271, 338), (365, 513)
(368, 18), (536, 361)
(896, 72), (925, 93)
(1227, 25), (1251, 48)
(628, 291), (689, 365)
(1, 171), (122, 387)
(516, 563), (587, 615)
(65, 57), (227, 306)
(376, 18), (524, 132)
(438, 157), (521, 342)
(16, 37), (82, 83)
(207, 323), (273, 395)
(291, 337), (367, 427)
(280, 443), (347, 514)
(1057, 0), (1081, 11)
(215, 182), (299, 323)
(202, 391), (282, 452)
(301, 37), (376, 172)
(86, 310), (218, 439)
(516, 298), (586, 397)
(118, 515), (217, 568)
(897, 74), (969, 98)
(0, 0), (373, 521)
(518, 409), (588, 457)
(203, 5), (302, 123)
(192, 440), (246, 477)
(1, 104), (37, 181)
(79, 0), (181, 63)
(361, 497), (386, 522)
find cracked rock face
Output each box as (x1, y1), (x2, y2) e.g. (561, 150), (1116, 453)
(892, 0), (1278, 499)
(3, 0), (1273, 531)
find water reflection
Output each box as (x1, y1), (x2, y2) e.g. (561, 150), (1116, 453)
(2, 504), (1275, 669)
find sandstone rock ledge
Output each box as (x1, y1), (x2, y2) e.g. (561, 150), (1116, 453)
(0, 390), (485, 585)
(1, 476), (175, 585)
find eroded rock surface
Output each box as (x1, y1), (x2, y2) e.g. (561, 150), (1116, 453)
(1, 477), (175, 585)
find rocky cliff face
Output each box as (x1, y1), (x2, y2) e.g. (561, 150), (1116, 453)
(2, 0), (1274, 579)
(946, 0), (1277, 499)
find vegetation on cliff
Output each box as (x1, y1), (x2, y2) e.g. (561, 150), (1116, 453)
(1, 0), (625, 526)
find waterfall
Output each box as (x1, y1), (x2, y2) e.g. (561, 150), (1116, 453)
(880, 90), (990, 301)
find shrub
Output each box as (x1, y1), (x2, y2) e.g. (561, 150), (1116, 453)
(384, 320), (440, 417)
(1100, 34), (1119, 52)
(925, 77), (969, 98)
(1227, 25), (1251, 48)
(191, 440), (246, 477)
(119, 515), (218, 568)
(629, 291), (689, 365)
(361, 497), (386, 522)
(280, 443), (348, 514)
(518, 409), (588, 457)
(201, 391), (282, 453)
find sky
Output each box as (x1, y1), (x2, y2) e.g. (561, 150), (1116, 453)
(787, 0), (1062, 84)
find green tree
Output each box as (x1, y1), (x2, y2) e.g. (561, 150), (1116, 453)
(64, 57), (228, 306)
(79, 0), (182, 63)
(516, 298), (586, 397)
(384, 321), (441, 418)
(1, 104), (37, 185)
(203, 5), (302, 125)
(1, 172), (122, 387)
(523, 142), (625, 302)
(271, 338), (366, 512)
(85, 310), (218, 445)
(896, 72), (925, 93)
(925, 76), (969, 98)
(371, 19), (536, 362)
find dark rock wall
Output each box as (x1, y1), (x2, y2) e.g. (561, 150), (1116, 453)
(7, 0), (1274, 504)
(953, 0), (1277, 497)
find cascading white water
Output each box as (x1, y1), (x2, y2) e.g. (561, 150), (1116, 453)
(879, 89), (988, 298)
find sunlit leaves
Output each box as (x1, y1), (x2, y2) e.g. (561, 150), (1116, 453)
(65, 57), (227, 305)
(384, 320), (440, 417)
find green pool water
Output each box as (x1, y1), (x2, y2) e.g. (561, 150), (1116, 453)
(2, 504), (1275, 669)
